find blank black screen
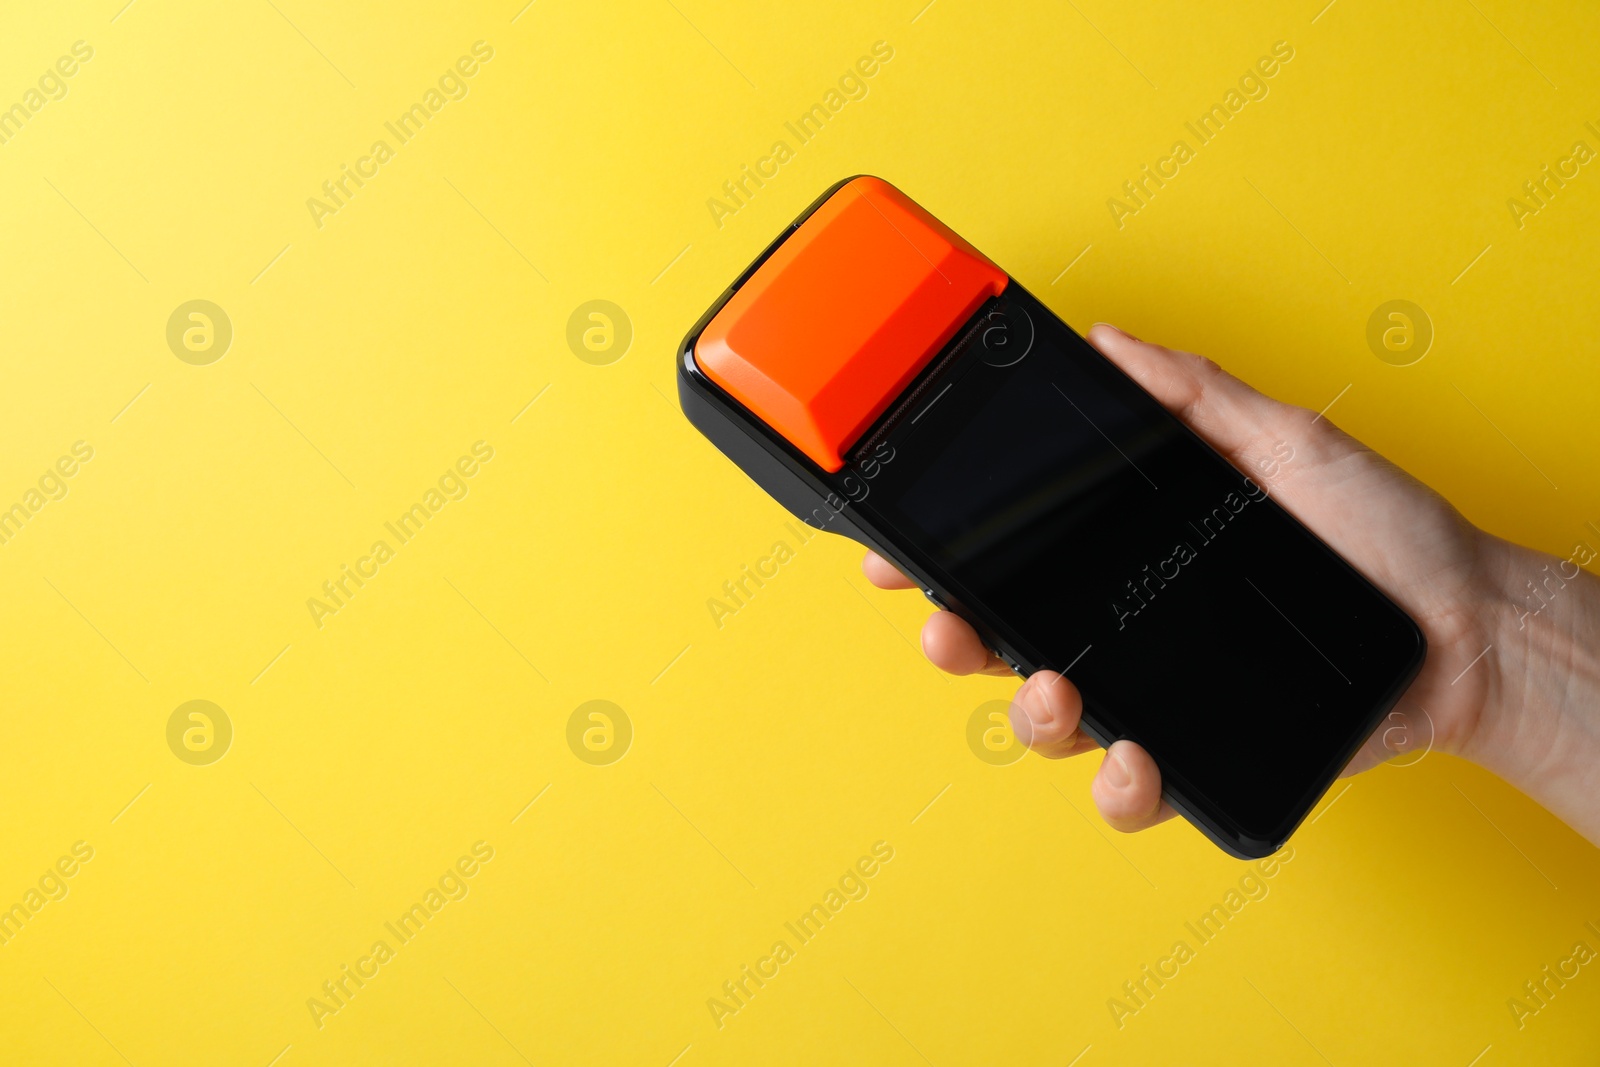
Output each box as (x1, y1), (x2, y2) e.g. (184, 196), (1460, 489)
(840, 290), (1422, 848)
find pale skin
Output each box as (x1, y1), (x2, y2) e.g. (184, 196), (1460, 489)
(863, 324), (1600, 846)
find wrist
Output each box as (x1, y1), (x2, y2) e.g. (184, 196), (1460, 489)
(1461, 534), (1600, 841)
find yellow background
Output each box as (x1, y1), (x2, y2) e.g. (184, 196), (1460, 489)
(2, 0), (1598, 1063)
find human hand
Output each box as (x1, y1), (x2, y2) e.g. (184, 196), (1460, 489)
(864, 324), (1600, 843)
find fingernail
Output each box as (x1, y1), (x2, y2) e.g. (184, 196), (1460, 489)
(1088, 323), (1139, 343)
(1007, 699), (1033, 745)
(1103, 749), (1132, 789)
(1020, 679), (1054, 727)
(1007, 681), (1052, 745)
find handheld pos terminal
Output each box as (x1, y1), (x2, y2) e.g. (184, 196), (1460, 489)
(676, 176), (1425, 858)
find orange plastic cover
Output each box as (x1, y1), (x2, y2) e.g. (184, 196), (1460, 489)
(695, 176), (1008, 472)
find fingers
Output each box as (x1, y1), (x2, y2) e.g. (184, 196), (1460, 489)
(921, 610), (1014, 676)
(861, 549), (917, 590)
(1084, 323), (1307, 484)
(889, 561), (1171, 832)
(862, 548), (1168, 834)
(1007, 669), (1174, 831)
(860, 551), (1011, 674)
(1091, 740), (1178, 832)
(1008, 671), (1098, 758)
(1011, 675), (1175, 834)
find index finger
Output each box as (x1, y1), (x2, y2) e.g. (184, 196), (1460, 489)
(862, 550), (918, 590)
